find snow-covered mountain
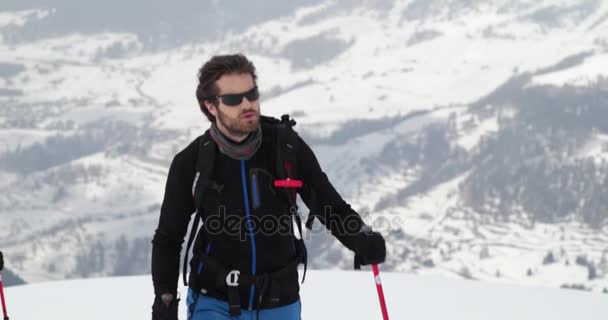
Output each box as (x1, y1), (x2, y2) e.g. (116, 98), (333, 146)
(1, 0), (608, 292)
(4, 270), (608, 319)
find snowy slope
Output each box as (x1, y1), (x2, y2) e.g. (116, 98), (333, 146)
(1, 0), (608, 291)
(4, 270), (608, 320)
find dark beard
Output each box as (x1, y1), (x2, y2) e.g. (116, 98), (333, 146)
(216, 107), (260, 137)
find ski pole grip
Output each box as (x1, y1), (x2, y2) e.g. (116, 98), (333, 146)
(274, 179), (303, 188)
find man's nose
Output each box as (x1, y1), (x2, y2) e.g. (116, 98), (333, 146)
(241, 96), (254, 108)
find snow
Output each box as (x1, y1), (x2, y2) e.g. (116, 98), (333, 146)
(2, 0), (608, 292)
(0, 128), (57, 153)
(4, 270), (607, 319)
(574, 134), (608, 165)
(3, 0), (606, 132)
(0, 9), (49, 29)
(532, 52), (608, 87)
(372, 169), (608, 291)
(456, 114), (500, 151)
(397, 172), (468, 239)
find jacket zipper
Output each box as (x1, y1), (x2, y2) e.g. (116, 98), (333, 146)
(240, 160), (257, 310)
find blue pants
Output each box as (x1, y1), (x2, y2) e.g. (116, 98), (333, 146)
(186, 289), (301, 320)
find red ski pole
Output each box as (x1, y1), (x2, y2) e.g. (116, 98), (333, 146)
(0, 274), (9, 320)
(0, 251), (9, 320)
(372, 263), (389, 320)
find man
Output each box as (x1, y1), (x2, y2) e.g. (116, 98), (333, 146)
(151, 54), (386, 320)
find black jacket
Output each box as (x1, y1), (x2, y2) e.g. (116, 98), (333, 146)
(151, 122), (364, 309)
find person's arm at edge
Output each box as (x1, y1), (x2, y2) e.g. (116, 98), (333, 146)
(151, 151), (196, 297)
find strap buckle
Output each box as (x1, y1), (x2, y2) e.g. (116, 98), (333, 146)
(225, 270), (240, 287)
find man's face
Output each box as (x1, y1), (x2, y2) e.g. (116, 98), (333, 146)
(206, 72), (260, 138)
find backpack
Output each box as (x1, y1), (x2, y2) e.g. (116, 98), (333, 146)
(182, 114), (308, 287)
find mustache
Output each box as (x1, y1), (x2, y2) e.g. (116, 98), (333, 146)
(241, 109), (259, 116)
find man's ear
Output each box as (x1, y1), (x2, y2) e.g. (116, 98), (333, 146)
(204, 100), (218, 118)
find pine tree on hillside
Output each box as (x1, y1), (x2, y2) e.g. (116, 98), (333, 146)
(543, 251), (556, 264)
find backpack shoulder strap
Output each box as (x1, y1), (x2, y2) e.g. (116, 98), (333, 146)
(193, 131), (218, 207)
(183, 130), (217, 286)
(266, 114), (310, 282)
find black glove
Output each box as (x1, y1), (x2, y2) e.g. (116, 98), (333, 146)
(0, 251), (4, 271)
(152, 293), (179, 320)
(353, 229), (386, 267)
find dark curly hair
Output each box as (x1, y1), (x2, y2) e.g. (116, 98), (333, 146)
(195, 54), (257, 123)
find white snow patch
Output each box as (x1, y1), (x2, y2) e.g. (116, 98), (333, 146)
(0, 129), (57, 153)
(4, 271), (608, 320)
(456, 113), (500, 151)
(575, 133), (608, 164)
(532, 52), (608, 87)
(0, 9), (49, 29)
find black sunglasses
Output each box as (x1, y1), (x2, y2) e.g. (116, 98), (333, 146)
(209, 86), (260, 107)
